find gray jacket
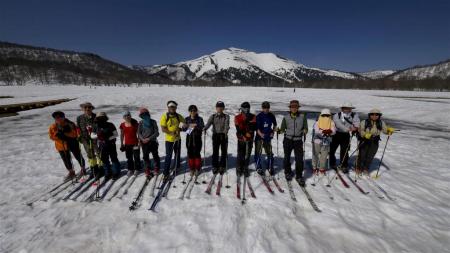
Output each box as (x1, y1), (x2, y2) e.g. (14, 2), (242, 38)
(333, 112), (360, 133)
(279, 112), (308, 141)
(138, 119), (159, 142)
(204, 113), (230, 134)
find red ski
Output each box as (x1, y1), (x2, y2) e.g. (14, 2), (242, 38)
(272, 177), (285, 193)
(236, 176), (241, 199)
(247, 179), (256, 198)
(260, 176), (274, 194)
(334, 169), (350, 188)
(216, 175), (223, 196)
(205, 174), (217, 194)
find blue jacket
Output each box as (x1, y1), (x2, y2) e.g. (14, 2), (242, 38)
(255, 112), (277, 141)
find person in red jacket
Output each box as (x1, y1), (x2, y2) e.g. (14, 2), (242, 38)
(120, 111), (141, 176)
(234, 102), (256, 177)
(49, 111), (86, 181)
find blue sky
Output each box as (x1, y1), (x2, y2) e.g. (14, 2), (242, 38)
(1, 0), (449, 72)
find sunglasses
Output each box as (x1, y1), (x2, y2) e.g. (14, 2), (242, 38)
(190, 109), (198, 112)
(369, 113), (381, 116)
(84, 106), (93, 109)
(322, 115), (331, 117)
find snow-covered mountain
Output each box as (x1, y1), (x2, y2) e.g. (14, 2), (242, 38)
(359, 70), (395, 79)
(0, 41), (166, 85)
(137, 48), (363, 84)
(389, 59), (450, 81)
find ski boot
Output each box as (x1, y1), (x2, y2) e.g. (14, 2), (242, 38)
(64, 169), (76, 182)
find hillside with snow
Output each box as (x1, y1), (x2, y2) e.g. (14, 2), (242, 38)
(359, 70), (395, 79)
(390, 59), (450, 81)
(1, 85), (450, 253)
(138, 48), (363, 84)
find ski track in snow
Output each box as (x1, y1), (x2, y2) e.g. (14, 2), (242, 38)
(1, 85), (450, 253)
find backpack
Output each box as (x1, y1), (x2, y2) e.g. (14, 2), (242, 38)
(365, 119), (382, 131)
(165, 112), (183, 127)
(338, 112), (355, 125)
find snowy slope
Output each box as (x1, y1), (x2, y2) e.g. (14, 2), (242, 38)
(359, 70), (395, 79)
(390, 60), (450, 80)
(1, 85), (450, 253)
(142, 48), (362, 83)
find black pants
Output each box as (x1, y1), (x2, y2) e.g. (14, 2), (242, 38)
(357, 140), (379, 169)
(142, 141), (160, 170)
(254, 140), (274, 171)
(124, 144), (141, 171)
(186, 135), (202, 159)
(283, 138), (304, 178)
(99, 142), (120, 178)
(212, 133), (228, 169)
(59, 139), (85, 171)
(164, 140), (181, 176)
(330, 132), (351, 168)
(236, 140), (253, 177)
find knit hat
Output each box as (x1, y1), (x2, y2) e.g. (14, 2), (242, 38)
(341, 102), (355, 109)
(188, 105), (198, 112)
(216, 101), (225, 108)
(241, 102), (250, 109)
(52, 111), (65, 119)
(123, 110), (131, 117)
(139, 107), (149, 115)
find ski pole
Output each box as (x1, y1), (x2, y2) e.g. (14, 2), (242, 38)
(276, 132), (280, 180)
(202, 131), (207, 184)
(374, 135), (391, 179)
(336, 135), (354, 170)
(173, 139), (180, 188)
(225, 151), (230, 188)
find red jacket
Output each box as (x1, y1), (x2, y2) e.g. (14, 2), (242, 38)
(234, 113), (256, 142)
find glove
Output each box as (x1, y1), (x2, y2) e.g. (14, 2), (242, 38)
(86, 125), (93, 134)
(56, 131), (68, 141)
(322, 129), (332, 135)
(245, 133), (252, 138)
(386, 127), (395, 136)
(120, 145), (126, 152)
(364, 132), (372, 139)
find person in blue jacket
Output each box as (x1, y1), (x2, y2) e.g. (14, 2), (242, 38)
(254, 101), (277, 176)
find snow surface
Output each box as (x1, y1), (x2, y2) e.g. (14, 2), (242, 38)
(1, 85), (450, 253)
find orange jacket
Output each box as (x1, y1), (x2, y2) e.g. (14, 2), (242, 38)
(49, 120), (78, 151)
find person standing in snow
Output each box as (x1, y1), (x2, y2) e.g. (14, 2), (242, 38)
(330, 103), (360, 173)
(91, 112), (121, 181)
(160, 101), (185, 178)
(49, 111), (86, 181)
(137, 107), (160, 177)
(203, 101), (230, 175)
(277, 100), (308, 185)
(120, 111), (140, 177)
(76, 102), (98, 178)
(254, 101), (277, 176)
(235, 102), (257, 178)
(356, 108), (395, 175)
(183, 105), (205, 176)
(312, 109), (336, 176)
